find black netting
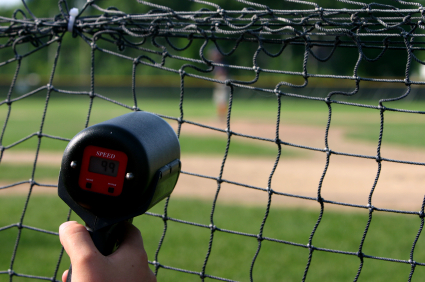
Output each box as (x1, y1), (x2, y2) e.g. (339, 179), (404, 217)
(1, 0), (425, 281)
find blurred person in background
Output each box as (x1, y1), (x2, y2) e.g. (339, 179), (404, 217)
(210, 49), (229, 123)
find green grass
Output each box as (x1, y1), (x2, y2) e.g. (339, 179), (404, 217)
(0, 95), (299, 156)
(0, 134), (288, 157)
(2, 96), (425, 153)
(179, 135), (294, 158)
(346, 123), (425, 148)
(0, 164), (60, 181)
(0, 134), (290, 183)
(1, 196), (425, 281)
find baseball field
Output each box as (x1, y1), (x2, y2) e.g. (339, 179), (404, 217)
(1, 94), (425, 281)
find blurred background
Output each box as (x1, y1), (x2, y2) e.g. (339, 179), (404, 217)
(2, 1), (425, 281)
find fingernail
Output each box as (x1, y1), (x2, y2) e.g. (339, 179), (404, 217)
(59, 221), (78, 233)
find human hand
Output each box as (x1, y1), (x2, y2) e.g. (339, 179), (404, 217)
(59, 221), (156, 282)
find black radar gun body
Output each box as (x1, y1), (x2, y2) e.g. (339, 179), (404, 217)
(58, 111), (181, 281)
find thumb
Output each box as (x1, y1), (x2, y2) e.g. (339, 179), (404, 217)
(59, 221), (100, 264)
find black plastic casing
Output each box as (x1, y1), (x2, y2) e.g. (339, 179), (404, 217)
(58, 111), (180, 231)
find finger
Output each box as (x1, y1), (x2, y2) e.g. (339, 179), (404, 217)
(59, 221), (99, 263)
(120, 222), (145, 250)
(111, 223), (146, 259)
(62, 269), (68, 282)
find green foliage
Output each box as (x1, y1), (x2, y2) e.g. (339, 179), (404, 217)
(0, 0), (417, 79)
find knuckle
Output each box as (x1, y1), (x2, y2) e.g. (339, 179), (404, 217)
(60, 222), (85, 236)
(68, 224), (86, 235)
(77, 250), (98, 264)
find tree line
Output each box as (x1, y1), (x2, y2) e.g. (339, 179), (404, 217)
(0, 0), (420, 81)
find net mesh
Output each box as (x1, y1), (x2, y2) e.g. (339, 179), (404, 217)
(1, 0), (425, 281)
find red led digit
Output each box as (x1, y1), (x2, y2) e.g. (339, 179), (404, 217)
(78, 145), (128, 196)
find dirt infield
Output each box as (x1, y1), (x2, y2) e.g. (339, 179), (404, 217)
(2, 120), (425, 211)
